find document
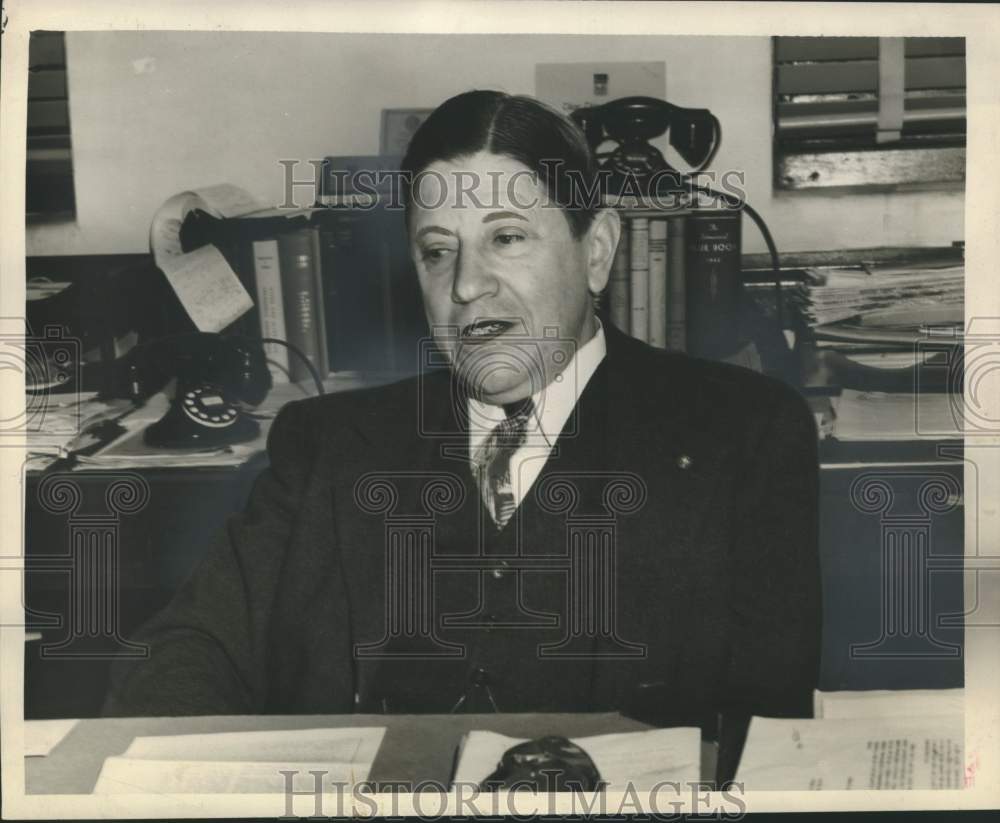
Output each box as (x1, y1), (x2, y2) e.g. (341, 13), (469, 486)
(93, 727), (385, 794)
(736, 714), (963, 790)
(452, 727), (701, 791)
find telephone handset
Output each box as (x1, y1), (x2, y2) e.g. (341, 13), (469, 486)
(574, 96), (789, 374)
(128, 333), (272, 449)
(571, 96), (722, 194)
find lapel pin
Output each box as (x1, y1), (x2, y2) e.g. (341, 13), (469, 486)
(677, 454), (692, 470)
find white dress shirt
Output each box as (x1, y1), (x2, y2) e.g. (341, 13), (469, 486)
(467, 319), (608, 518)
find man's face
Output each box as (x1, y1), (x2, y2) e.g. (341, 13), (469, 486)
(410, 151), (613, 406)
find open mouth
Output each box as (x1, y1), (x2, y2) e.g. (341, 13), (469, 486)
(460, 319), (515, 341)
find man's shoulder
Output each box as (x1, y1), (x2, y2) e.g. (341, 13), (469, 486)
(612, 332), (810, 430)
(269, 371), (443, 443)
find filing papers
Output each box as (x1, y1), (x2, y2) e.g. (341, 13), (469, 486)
(737, 712), (963, 790)
(93, 727), (385, 794)
(452, 727), (701, 791)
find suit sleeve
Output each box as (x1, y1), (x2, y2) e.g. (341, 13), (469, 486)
(723, 382), (822, 718)
(102, 399), (321, 716)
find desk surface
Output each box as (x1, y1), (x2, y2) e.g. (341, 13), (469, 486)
(27, 713), (718, 794)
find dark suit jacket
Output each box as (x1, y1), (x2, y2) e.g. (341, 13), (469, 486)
(105, 323), (821, 724)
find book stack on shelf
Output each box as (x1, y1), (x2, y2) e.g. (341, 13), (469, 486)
(603, 198), (744, 362)
(177, 175), (757, 387)
(179, 200), (428, 385)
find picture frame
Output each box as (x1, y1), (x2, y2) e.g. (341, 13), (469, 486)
(379, 108), (433, 156)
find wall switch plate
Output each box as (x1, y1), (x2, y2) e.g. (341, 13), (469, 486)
(535, 61), (666, 116)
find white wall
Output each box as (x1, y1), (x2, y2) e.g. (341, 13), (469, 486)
(27, 31), (964, 257)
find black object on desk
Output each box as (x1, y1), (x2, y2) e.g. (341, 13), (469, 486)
(480, 735), (603, 792)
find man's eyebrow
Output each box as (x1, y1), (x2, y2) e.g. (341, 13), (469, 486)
(414, 226), (455, 240)
(482, 211), (529, 224)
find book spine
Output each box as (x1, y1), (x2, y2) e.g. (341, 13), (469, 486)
(647, 218), (668, 349)
(685, 209), (742, 358)
(251, 238), (291, 383)
(316, 211), (387, 373)
(278, 228), (324, 384)
(308, 226), (330, 378)
(628, 217), (650, 342)
(608, 224), (631, 333)
(667, 216), (687, 352)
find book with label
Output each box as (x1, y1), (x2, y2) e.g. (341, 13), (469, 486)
(628, 217), (650, 342)
(685, 209), (742, 358)
(278, 227), (327, 383)
(250, 239), (291, 383)
(647, 217), (668, 349)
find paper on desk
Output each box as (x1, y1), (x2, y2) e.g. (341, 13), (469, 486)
(452, 727), (701, 791)
(814, 688), (964, 720)
(71, 393), (254, 469)
(121, 727), (384, 763)
(95, 757), (368, 794)
(736, 714), (963, 790)
(94, 727), (385, 794)
(26, 393), (132, 471)
(24, 718), (80, 757)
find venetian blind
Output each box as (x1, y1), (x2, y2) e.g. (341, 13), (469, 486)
(27, 31), (76, 220)
(774, 36), (966, 189)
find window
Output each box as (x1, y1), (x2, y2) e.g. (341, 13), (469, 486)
(773, 36), (965, 191)
(26, 30), (76, 221)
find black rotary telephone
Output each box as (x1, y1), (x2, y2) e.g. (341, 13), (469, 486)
(124, 333), (272, 449)
(571, 96), (722, 195)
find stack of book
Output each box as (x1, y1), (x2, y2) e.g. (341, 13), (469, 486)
(180, 202), (427, 385)
(604, 202), (743, 360)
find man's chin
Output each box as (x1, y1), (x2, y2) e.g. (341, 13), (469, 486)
(457, 367), (537, 406)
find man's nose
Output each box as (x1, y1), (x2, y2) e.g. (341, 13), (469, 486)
(451, 249), (499, 304)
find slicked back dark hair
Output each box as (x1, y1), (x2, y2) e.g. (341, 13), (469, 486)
(400, 90), (599, 239)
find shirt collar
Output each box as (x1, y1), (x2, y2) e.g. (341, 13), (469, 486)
(467, 317), (608, 450)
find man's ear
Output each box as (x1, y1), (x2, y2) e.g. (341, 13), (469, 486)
(585, 208), (621, 295)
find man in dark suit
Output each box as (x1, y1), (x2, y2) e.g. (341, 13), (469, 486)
(105, 91), (820, 732)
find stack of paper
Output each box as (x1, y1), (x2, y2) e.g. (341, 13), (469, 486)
(93, 727), (385, 794)
(737, 688), (964, 790)
(793, 261), (964, 391)
(452, 727), (701, 791)
(794, 264), (964, 328)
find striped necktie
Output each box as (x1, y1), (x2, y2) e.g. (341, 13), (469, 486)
(473, 399), (535, 530)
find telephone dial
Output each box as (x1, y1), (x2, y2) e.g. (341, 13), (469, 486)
(124, 333), (272, 449)
(571, 96), (722, 195)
